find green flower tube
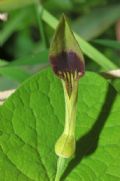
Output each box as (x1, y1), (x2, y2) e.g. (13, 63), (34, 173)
(55, 73), (79, 158)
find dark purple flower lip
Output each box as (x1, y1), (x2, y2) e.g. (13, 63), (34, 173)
(49, 50), (85, 81)
(49, 50), (85, 97)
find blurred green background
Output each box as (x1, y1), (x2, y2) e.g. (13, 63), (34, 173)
(0, 0), (120, 91)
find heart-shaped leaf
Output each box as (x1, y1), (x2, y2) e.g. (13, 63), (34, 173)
(0, 68), (120, 180)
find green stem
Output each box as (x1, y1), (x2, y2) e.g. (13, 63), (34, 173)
(35, 1), (48, 49)
(55, 157), (66, 181)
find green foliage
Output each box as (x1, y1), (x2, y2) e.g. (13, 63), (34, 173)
(0, 66), (30, 82)
(0, 69), (120, 180)
(0, 0), (35, 11)
(0, 76), (19, 91)
(94, 39), (120, 50)
(0, 1), (120, 86)
(72, 5), (120, 40)
(0, 1), (120, 180)
(6, 50), (48, 67)
(0, 9), (30, 46)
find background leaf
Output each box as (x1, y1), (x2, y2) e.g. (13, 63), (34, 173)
(0, 9), (30, 46)
(0, 59), (8, 66)
(0, 66), (30, 82)
(0, 76), (18, 91)
(72, 5), (120, 40)
(0, 0), (35, 11)
(9, 50), (49, 66)
(93, 39), (120, 50)
(0, 68), (120, 180)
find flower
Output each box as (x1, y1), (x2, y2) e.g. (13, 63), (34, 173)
(49, 15), (85, 97)
(49, 14), (85, 158)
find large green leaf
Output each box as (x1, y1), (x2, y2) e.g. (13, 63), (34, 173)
(0, 68), (120, 181)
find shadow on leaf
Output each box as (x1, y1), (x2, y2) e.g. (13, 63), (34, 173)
(62, 84), (117, 180)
